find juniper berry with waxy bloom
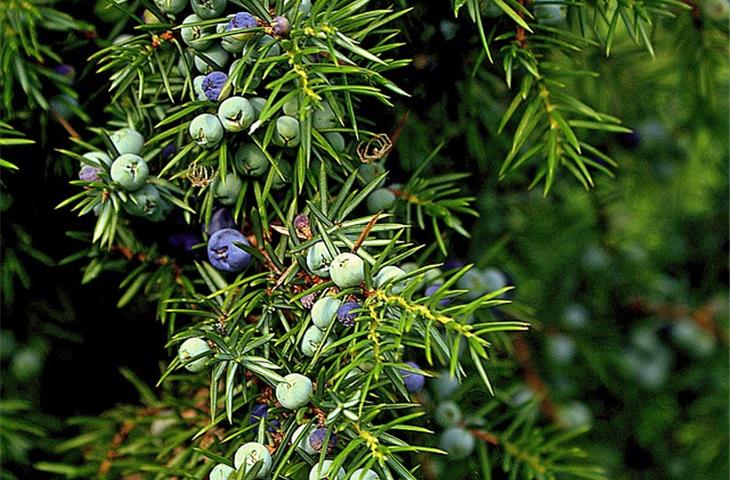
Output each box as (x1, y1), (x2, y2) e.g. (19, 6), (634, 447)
(337, 301), (360, 327)
(207, 228), (252, 272)
(228, 11), (257, 40)
(234, 442), (271, 478)
(202, 71), (230, 102)
(308, 427), (337, 453)
(400, 361), (425, 393)
(110, 154), (149, 191)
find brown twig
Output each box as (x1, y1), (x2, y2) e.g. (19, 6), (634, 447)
(514, 333), (556, 420)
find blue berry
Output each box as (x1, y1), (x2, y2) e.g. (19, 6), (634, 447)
(276, 373), (312, 409)
(400, 361), (425, 393)
(308, 427), (337, 453)
(110, 154), (149, 191)
(249, 403), (268, 424)
(207, 208), (236, 235)
(292, 424), (317, 454)
(161, 144), (177, 161)
(167, 232), (198, 253)
(329, 252), (365, 288)
(228, 12), (257, 40)
(178, 337), (211, 372)
(79, 165), (102, 182)
(272, 16), (290, 36)
(432, 370), (459, 399)
(438, 427), (475, 460)
(207, 228), (252, 272)
(202, 71), (230, 102)
(233, 442), (271, 478)
(424, 283), (451, 307)
(336, 301), (360, 327)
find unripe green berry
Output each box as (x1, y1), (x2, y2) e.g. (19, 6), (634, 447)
(311, 296), (342, 329)
(125, 184), (162, 218)
(193, 75), (208, 101)
(292, 424), (317, 454)
(435, 401), (463, 427)
(110, 128), (144, 155)
(217, 96), (255, 132)
(301, 325), (331, 357)
(111, 154), (149, 191)
(178, 337), (211, 372)
(373, 265), (406, 293)
(312, 103), (337, 130)
(217, 20), (245, 53)
(181, 14), (213, 50)
(309, 460), (345, 480)
(366, 188), (396, 213)
(282, 96), (300, 116)
(276, 373), (312, 409)
(438, 427), (475, 460)
(250, 97), (266, 115)
(306, 241), (335, 277)
(357, 162), (386, 187)
(270, 160), (292, 190)
(273, 116), (301, 147)
(324, 132), (346, 152)
(235, 144), (269, 176)
(154, 0), (186, 14)
(195, 45), (230, 74)
(329, 252), (365, 288)
(189, 113), (224, 148)
(212, 172), (242, 206)
(209, 463), (235, 480)
(191, 0), (226, 19)
(233, 442), (272, 478)
(349, 469), (380, 480)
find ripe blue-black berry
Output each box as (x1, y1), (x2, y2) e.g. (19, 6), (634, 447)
(207, 228), (252, 272)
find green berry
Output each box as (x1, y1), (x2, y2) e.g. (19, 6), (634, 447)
(309, 460), (345, 480)
(273, 116), (301, 147)
(306, 241), (335, 277)
(373, 265), (406, 293)
(191, 0), (226, 19)
(270, 160), (292, 190)
(357, 163), (386, 187)
(435, 401), (463, 427)
(329, 252), (365, 288)
(210, 463), (235, 480)
(439, 427), (475, 460)
(311, 296), (342, 329)
(178, 337), (211, 372)
(181, 14), (213, 50)
(276, 373), (312, 409)
(195, 45), (230, 74)
(111, 154), (149, 191)
(235, 144), (269, 176)
(193, 75), (208, 101)
(282, 96), (300, 116)
(312, 103), (337, 130)
(125, 184), (162, 218)
(250, 97), (267, 115)
(189, 113), (224, 148)
(433, 370), (460, 399)
(349, 469), (380, 480)
(212, 172), (242, 206)
(10, 347), (43, 380)
(110, 128), (144, 155)
(217, 96), (255, 132)
(301, 325), (331, 357)
(233, 442), (272, 478)
(83, 151), (112, 168)
(218, 20), (244, 53)
(366, 188), (396, 213)
(324, 132), (345, 152)
(153, 0), (186, 14)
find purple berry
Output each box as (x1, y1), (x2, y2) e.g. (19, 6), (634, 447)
(78, 165), (102, 182)
(443, 258), (465, 270)
(53, 64), (76, 82)
(228, 12), (257, 31)
(207, 228), (252, 272)
(400, 361), (425, 393)
(202, 71), (230, 102)
(336, 301), (360, 327)
(424, 283), (451, 307)
(308, 427), (337, 453)
(294, 213), (309, 230)
(207, 208), (236, 236)
(249, 403), (268, 424)
(161, 144), (177, 160)
(272, 16), (290, 36)
(168, 232), (199, 253)
(300, 292), (316, 309)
